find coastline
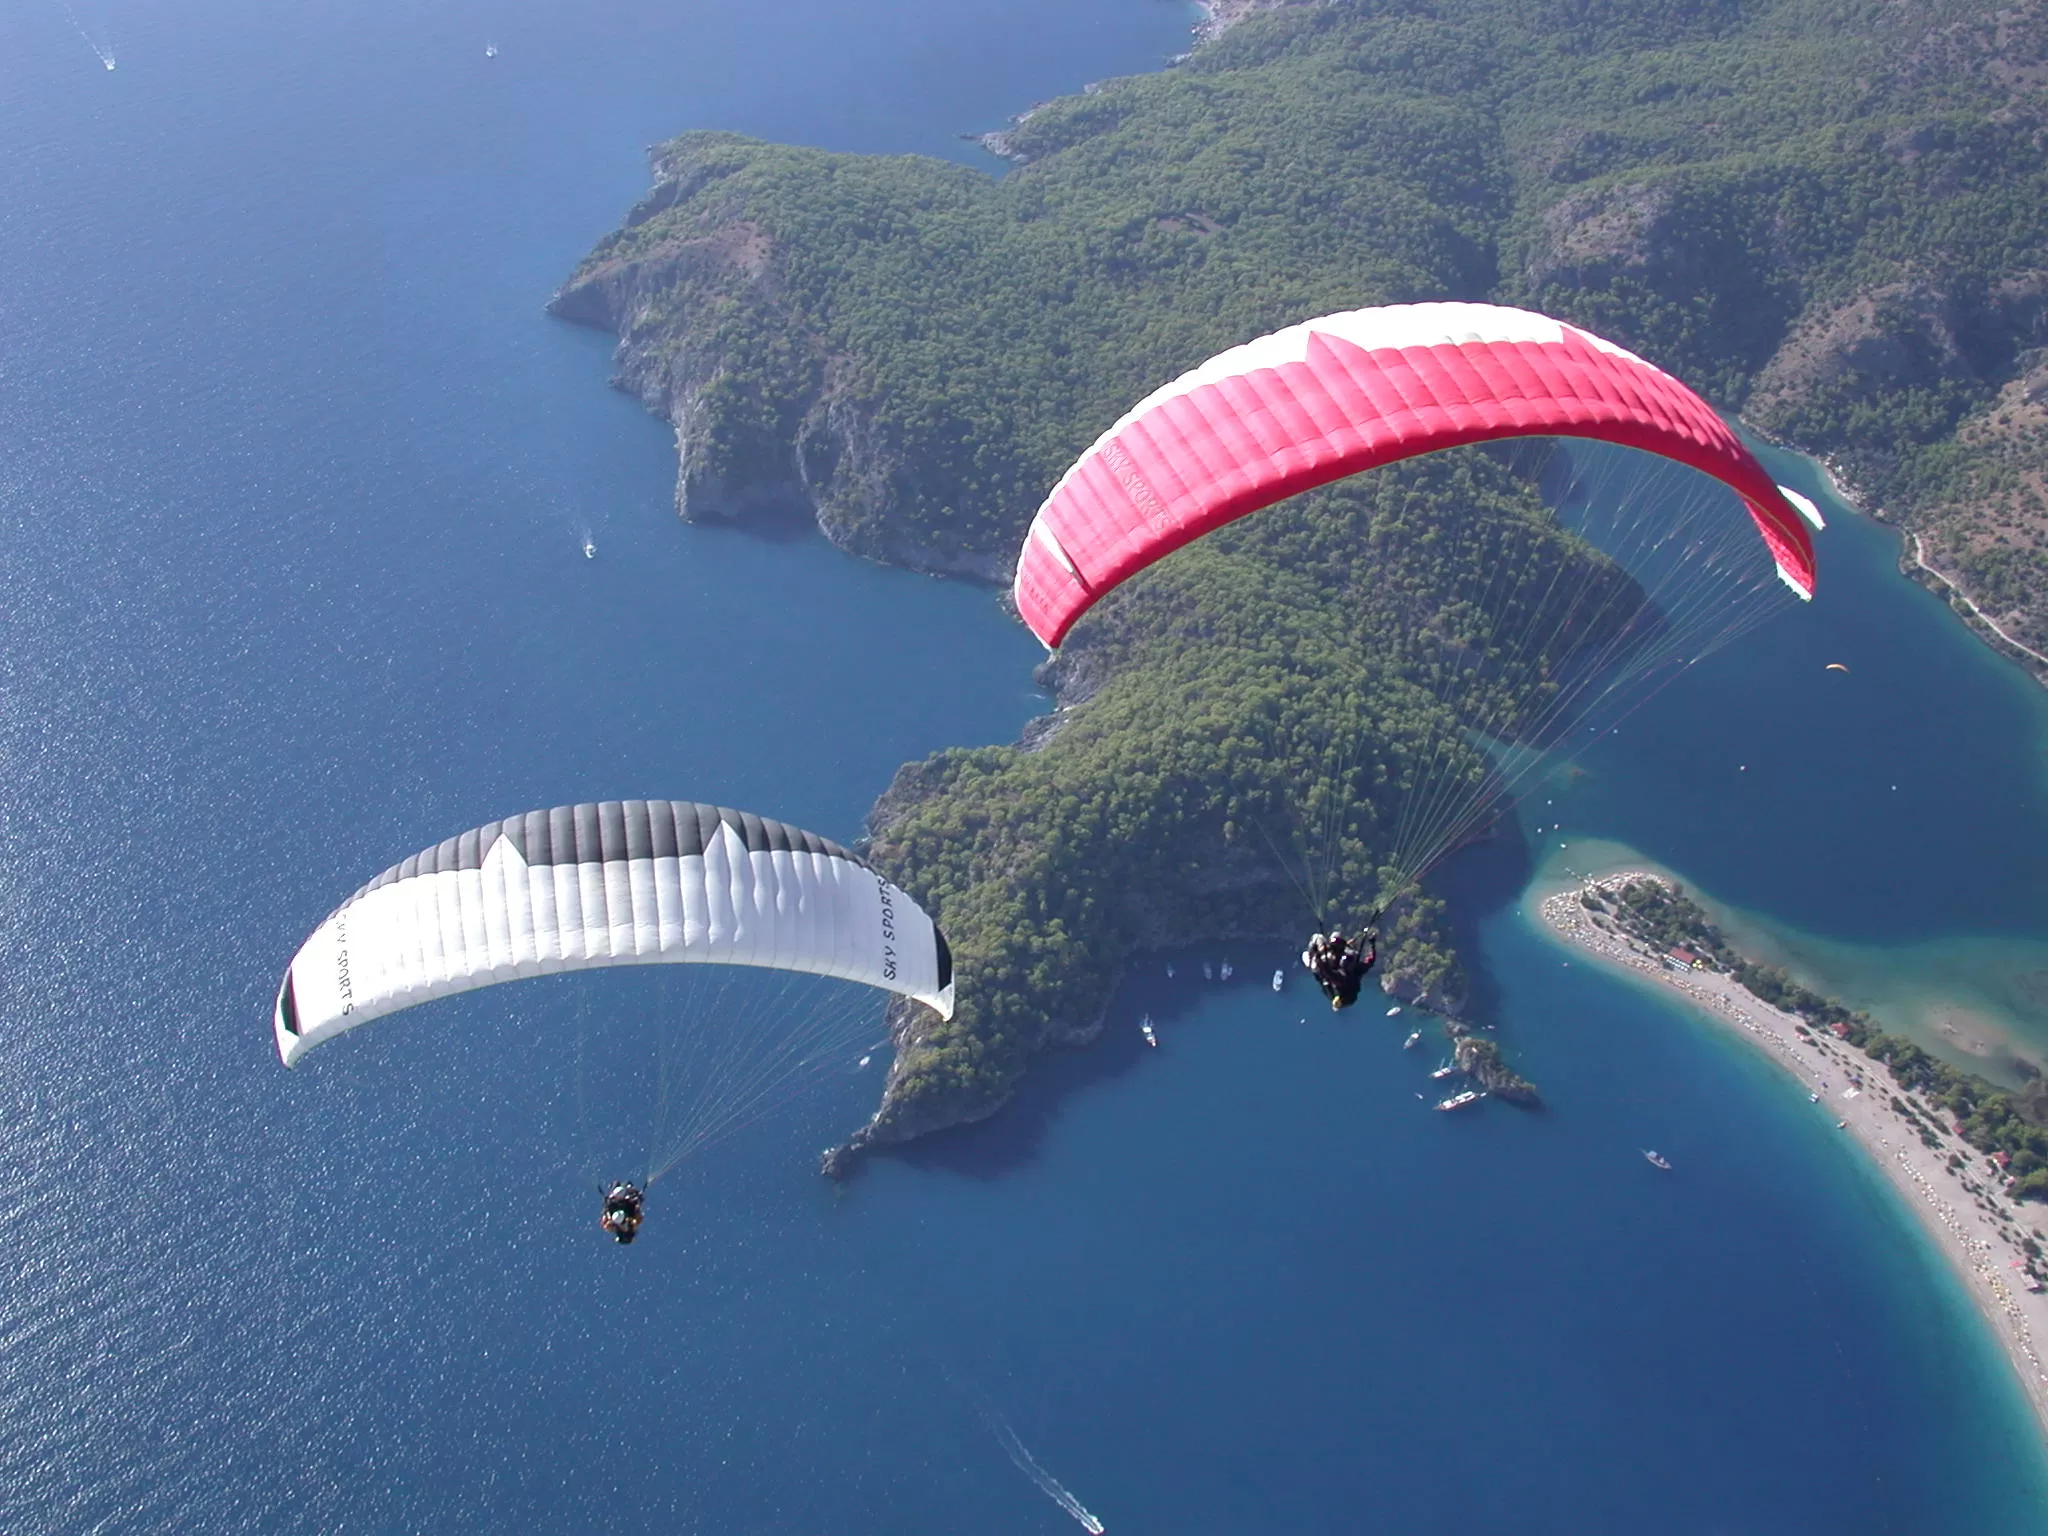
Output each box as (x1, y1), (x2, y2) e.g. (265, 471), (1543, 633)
(1190, 0), (1298, 43)
(1778, 444), (2048, 691)
(1537, 872), (2048, 1443)
(1907, 531), (2048, 681)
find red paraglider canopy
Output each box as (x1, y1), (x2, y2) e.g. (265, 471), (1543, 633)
(1012, 303), (1821, 648)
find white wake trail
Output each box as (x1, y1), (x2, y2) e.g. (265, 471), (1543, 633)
(62, 1), (115, 68)
(982, 1406), (1107, 1534)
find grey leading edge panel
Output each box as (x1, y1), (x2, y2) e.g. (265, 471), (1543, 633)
(273, 799), (953, 1066)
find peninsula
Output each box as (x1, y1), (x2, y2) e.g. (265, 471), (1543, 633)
(1541, 873), (2048, 1435)
(553, 0), (2048, 1147)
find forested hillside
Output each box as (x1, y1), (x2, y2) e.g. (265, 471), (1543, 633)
(553, 0), (2048, 1147)
(854, 450), (1632, 1140)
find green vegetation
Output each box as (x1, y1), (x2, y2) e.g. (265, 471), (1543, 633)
(558, 0), (2048, 1135)
(863, 453), (1623, 1131)
(1599, 880), (2048, 1202)
(563, 0), (2048, 566)
(1451, 1035), (1541, 1105)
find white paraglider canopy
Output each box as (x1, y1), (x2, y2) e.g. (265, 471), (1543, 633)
(273, 798), (953, 1069)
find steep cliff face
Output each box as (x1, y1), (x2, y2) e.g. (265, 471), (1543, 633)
(551, 198), (822, 525)
(549, 140), (1017, 581)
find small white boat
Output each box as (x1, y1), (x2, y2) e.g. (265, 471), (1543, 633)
(1643, 1149), (1672, 1170)
(1219, 961), (1234, 981)
(1140, 1016), (1158, 1049)
(485, 41), (499, 58)
(1386, 1005), (1403, 1017)
(1808, 1091), (1820, 1103)
(1402, 1030), (1421, 1049)
(1271, 969), (1284, 992)
(582, 537), (596, 559)
(1165, 962), (1175, 978)
(1436, 1090), (1482, 1112)
(857, 1054), (872, 1069)
(1202, 962), (1214, 981)
(1429, 1061), (1458, 1080)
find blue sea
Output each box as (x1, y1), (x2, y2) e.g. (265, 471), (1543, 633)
(3, 0), (2046, 1529)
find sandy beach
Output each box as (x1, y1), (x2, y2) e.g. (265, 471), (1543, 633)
(1538, 873), (2048, 1441)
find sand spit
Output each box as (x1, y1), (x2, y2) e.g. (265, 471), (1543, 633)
(1539, 873), (2048, 1441)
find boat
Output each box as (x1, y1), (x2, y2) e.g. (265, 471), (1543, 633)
(857, 1053), (872, 1069)
(1140, 1016), (1158, 1048)
(1219, 961), (1234, 981)
(1202, 962), (1213, 981)
(1643, 1150), (1672, 1170)
(1808, 1091), (1820, 1103)
(1436, 1090), (1482, 1112)
(582, 537), (596, 559)
(1165, 963), (1175, 978)
(485, 41), (499, 58)
(1386, 1005), (1403, 1017)
(1402, 1030), (1421, 1049)
(1271, 969), (1284, 992)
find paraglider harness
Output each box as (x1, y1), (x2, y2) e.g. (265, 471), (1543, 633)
(600, 1182), (644, 1244)
(1302, 913), (1378, 1012)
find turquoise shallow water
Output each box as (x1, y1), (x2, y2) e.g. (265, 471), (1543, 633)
(2, 0), (2047, 1528)
(1546, 448), (2048, 1071)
